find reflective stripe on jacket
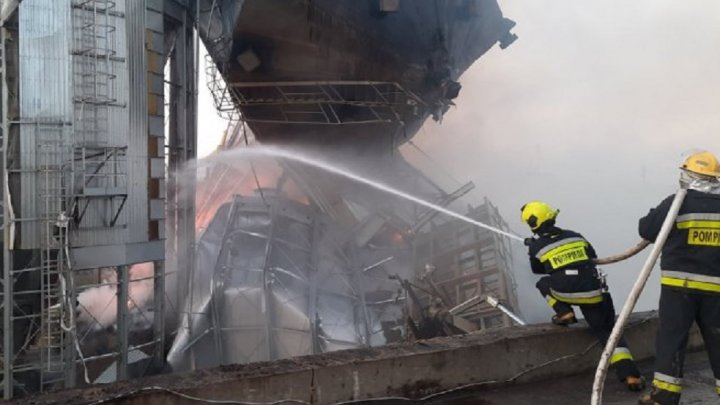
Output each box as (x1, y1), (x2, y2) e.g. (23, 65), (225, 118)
(527, 227), (602, 300)
(639, 190), (720, 291)
(661, 270), (720, 294)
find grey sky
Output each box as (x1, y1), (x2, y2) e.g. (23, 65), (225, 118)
(405, 0), (720, 320)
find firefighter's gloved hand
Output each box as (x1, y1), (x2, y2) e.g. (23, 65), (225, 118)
(523, 238), (534, 246)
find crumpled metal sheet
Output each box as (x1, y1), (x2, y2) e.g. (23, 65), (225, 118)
(168, 194), (381, 372)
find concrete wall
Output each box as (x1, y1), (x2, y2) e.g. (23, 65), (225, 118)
(17, 312), (704, 404)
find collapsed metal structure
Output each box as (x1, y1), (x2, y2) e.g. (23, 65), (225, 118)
(170, 137), (453, 368)
(169, 193), (387, 370)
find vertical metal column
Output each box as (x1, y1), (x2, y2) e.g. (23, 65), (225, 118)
(207, 199), (242, 365)
(152, 260), (165, 368)
(116, 264), (129, 381)
(167, 3), (197, 331)
(308, 218), (321, 354)
(261, 203), (278, 361)
(350, 247), (372, 346)
(1, 22), (13, 400)
(146, 0), (166, 370)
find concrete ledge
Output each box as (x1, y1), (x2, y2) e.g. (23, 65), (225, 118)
(17, 311), (704, 404)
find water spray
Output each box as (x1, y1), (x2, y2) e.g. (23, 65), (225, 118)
(591, 188), (687, 405)
(207, 146), (653, 265)
(214, 146), (526, 243)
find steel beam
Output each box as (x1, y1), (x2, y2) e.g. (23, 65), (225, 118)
(0, 1), (19, 24)
(350, 247), (372, 346)
(167, 5), (197, 330)
(152, 260), (165, 369)
(71, 240), (165, 269)
(261, 203), (278, 361)
(308, 218), (321, 354)
(1, 24), (12, 400)
(116, 265), (129, 381)
(207, 200), (242, 365)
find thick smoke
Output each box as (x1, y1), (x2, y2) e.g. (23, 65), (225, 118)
(76, 262), (155, 331)
(405, 0), (720, 322)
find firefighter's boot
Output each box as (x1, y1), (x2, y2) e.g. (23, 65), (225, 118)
(551, 311), (577, 326)
(637, 393), (661, 405)
(625, 376), (646, 392)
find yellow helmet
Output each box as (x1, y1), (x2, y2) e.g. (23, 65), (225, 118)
(681, 151), (720, 177)
(521, 201), (559, 231)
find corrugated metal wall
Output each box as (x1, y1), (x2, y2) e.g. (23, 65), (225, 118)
(18, 0), (73, 248)
(17, 0), (152, 248)
(71, 0), (150, 247)
(123, 0), (151, 245)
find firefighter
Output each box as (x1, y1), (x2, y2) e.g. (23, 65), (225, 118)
(521, 201), (645, 391)
(638, 151), (720, 405)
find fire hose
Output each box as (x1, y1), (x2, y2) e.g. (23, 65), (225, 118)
(593, 239), (651, 265)
(590, 188), (688, 405)
(523, 236), (651, 265)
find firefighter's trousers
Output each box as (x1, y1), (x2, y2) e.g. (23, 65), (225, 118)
(650, 286), (720, 405)
(536, 276), (641, 382)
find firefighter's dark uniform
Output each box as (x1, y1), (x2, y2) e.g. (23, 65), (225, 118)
(527, 226), (642, 383)
(639, 189), (720, 404)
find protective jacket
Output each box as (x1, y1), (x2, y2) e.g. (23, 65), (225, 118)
(639, 189), (720, 294)
(527, 226), (603, 304)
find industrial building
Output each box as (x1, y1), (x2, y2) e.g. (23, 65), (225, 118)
(1, 1), (717, 404)
(0, 0), (198, 396)
(0, 0), (521, 399)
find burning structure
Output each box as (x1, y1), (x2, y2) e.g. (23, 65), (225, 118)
(0, 0), (518, 399)
(168, 112), (522, 368)
(411, 200), (520, 331)
(166, 0), (520, 369)
(169, 145), (496, 368)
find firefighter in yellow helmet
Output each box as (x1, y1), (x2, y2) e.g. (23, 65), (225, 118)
(521, 201), (645, 391)
(638, 151), (720, 405)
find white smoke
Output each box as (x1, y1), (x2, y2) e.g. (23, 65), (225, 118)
(76, 262), (155, 331)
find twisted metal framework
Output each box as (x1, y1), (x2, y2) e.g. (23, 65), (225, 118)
(169, 193), (390, 370)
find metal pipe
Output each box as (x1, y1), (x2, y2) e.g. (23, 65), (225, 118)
(593, 240), (651, 265)
(591, 188), (687, 405)
(486, 295), (526, 326)
(448, 294), (484, 315)
(361, 256), (394, 273)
